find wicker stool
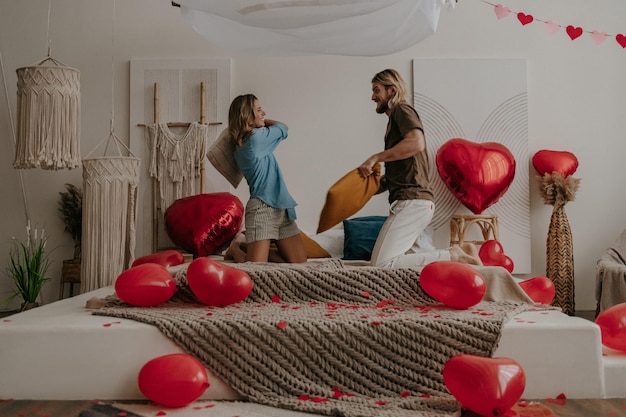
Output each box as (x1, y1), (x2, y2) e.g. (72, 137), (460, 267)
(450, 214), (499, 246)
(59, 259), (81, 299)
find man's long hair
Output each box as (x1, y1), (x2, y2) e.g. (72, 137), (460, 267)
(371, 69), (408, 110)
(228, 94), (257, 146)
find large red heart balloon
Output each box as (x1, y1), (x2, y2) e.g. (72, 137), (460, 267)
(518, 276), (555, 305)
(186, 257), (253, 307)
(443, 354), (526, 417)
(138, 353), (209, 408)
(131, 249), (185, 268)
(115, 263), (177, 307)
(478, 240), (514, 273)
(595, 303), (626, 352)
(436, 138), (516, 214)
(532, 149), (578, 177)
(420, 261), (486, 309)
(164, 193), (244, 257)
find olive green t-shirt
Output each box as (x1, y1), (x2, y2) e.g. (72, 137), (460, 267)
(383, 103), (433, 204)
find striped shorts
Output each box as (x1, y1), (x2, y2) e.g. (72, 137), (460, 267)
(244, 197), (299, 243)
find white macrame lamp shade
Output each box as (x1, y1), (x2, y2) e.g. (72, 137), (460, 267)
(176, 0), (454, 56)
(81, 155), (140, 293)
(15, 58), (81, 170)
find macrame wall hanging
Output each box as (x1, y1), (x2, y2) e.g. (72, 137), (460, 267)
(80, 0), (140, 293)
(14, 1), (81, 170)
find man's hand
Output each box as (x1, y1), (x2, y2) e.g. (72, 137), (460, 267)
(358, 156), (378, 178)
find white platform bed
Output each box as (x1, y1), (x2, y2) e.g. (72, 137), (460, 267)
(0, 266), (611, 403)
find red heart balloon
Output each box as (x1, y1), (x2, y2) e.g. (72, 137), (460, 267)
(443, 354), (526, 417)
(479, 240), (504, 263)
(595, 303), (626, 352)
(532, 150), (578, 177)
(420, 261), (486, 309)
(138, 353), (209, 408)
(164, 193), (244, 257)
(518, 276), (555, 305)
(186, 257), (253, 307)
(478, 240), (514, 272)
(132, 249), (185, 268)
(436, 138), (515, 214)
(115, 263), (177, 306)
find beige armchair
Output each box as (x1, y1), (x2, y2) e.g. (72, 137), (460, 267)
(595, 228), (626, 316)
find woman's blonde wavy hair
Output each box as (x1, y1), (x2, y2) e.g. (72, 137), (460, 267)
(371, 69), (408, 110)
(228, 94), (258, 146)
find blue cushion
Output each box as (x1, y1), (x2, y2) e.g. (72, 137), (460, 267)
(342, 216), (387, 260)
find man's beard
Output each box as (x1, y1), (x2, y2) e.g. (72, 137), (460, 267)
(376, 100), (389, 114)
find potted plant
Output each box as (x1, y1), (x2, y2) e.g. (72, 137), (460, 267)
(58, 183), (82, 261)
(4, 222), (51, 311)
(58, 184), (82, 297)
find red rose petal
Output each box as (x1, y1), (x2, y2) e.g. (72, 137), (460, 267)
(375, 401), (386, 405)
(400, 390), (411, 397)
(277, 321), (288, 329)
(362, 291), (370, 298)
(298, 395), (310, 401)
(156, 411), (167, 416)
(117, 412), (127, 416)
(271, 295), (280, 303)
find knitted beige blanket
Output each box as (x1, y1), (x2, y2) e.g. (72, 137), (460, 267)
(94, 260), (530, 417)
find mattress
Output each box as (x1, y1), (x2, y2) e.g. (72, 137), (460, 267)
(0, 283), (605, 401)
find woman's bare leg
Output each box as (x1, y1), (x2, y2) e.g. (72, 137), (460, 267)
(245, 240), (272, 262)
(275, 234), (307, 263)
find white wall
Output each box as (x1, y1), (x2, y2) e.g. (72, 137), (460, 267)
(1, 0), (625, 311)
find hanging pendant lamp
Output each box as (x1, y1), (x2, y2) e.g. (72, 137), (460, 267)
(80, 0), (139, 293)
(14, 0), (80, 170)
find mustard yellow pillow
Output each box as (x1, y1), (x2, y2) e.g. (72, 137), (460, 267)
(317, 163), (381, 234)
(299, 231), (331, 258)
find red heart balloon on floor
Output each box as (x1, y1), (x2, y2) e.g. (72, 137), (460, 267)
(420, 261), (486, 309)
(186, 257), (253, 307)
(115, 263), (177, 306)
(436, 138), (516, 214)
(132, 249), (185, 268)
(164, 193), (244, 257)
(519, 276), (555, 305)
(532, 150), (578, 177)
(138, 353), (209, 408)
(595, 303), (626, 352)
(443, 354), (526, 417)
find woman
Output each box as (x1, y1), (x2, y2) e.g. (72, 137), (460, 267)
(225, 94), (307, 263)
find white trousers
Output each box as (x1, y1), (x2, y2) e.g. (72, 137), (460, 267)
(370, 199), (450, 268)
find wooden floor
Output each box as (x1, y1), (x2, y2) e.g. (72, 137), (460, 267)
(0, 398), (625, 417)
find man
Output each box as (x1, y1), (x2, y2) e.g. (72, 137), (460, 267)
(359, 68), (481, 268)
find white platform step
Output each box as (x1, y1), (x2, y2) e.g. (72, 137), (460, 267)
(602, 346), (626, 398)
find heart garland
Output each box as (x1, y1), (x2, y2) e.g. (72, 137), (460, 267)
(488, 2), (626, 48)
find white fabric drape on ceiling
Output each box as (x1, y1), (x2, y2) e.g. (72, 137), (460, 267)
(177, 0), (453, 56)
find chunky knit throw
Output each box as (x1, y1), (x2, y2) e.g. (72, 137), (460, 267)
(94, 260), (530, 417)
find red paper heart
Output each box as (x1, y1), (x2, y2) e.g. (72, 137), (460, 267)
(420, 261), (486, 309)
(517, 13), (534, 26)
(566, 25), (583, 40)
(443, 355), (526, 417)
(164, 193), (244, 257)
(186, 257), (253, 307)
(532, 149), (578, 177)
(436, 138), (516, 214)
(616, 34), (626, 48)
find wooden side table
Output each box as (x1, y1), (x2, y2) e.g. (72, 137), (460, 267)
(450, 214), (499, 246)
(59, 259), (81, 299)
